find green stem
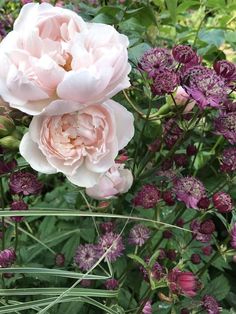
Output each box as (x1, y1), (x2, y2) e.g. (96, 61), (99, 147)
(14, 222), (18, 252)
(133, 101), (153, 174)
(0, 178), (5, 251)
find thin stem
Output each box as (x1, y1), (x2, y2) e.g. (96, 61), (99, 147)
(123, 90), (145, 118)
(14, 222), (18, 252)
(0, 178), (5, 251)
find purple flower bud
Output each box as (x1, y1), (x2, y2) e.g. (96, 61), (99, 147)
(147, 139), (161, 152)
(200, 219), (215, 234)
(10, 200), (28, 222)
(174, 154), (188, 167)
(162, 190), (175, 206)
(55, 253), (65, 267)
(0, 248), (16, 267)
(191, 253), (201, 264)
(80, 279), (92, 287)
(220, 147), (236, 173)
(186, 144), (197, 156)
(181, 309), (190, 314)
(100, 222), (115, 234)
(197, 197), (211, 210)
(176, 218), (184, 228)
(212, 191), (233, 213)
(168, 268), (199, 297)
(163, 230), (173, 239)
(105, 278), (119, 290)
(172, 45), (196, 64)
(0, 159), (17, 175)
(202, 295), (220, 314)
(166, 249), (177, 261)
(214, 60), (236, 81)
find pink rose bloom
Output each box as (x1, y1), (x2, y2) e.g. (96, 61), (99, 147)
(86, 163), (133, 199)
(19, 100), (134, 188)
(0, 3), (85, 115)
(56, 22), (131, 105)
(0, 3), (130, 115)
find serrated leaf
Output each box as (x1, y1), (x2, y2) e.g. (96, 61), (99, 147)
(201, 274), (230, 301)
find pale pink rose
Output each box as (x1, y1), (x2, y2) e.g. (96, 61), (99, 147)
(0, 3), (86, 115)
(57, 22), (131, 105)
(19, 99), (134, 188)
(86, 163), (133, 200)
(174, 87), (195, 113)
(0, 3), (130, 115)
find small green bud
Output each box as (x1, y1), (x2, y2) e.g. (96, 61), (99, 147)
(0, 115), (15, 138)
(0, 135), (20, 150)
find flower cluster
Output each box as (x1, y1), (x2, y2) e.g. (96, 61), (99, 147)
(0, 3), (134, 197)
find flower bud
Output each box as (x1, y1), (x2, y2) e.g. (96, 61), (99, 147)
(0, 115), (15, 138)
(0, 135), (20, 150)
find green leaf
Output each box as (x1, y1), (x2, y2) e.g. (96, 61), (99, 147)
(0, 288), (118, 298)
(129, 43), (152, 64)
(0, 268), (108, 280)
(165, 0), (178, 23)
(198, 29), (225, 47)
(201, 274), (230, 301)
(127, 254), (148, 268)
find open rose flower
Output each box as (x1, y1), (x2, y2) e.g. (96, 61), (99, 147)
(0, 3), (85, 115)
(19, 99), (134, 188)
(56, 22), (131, 104)
(86, 163), (133, 199)
(0, 3), (130, 115)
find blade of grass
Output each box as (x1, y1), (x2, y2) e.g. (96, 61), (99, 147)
(0, 268), (109, 280)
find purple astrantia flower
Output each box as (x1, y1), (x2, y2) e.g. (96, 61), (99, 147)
(9, 171), (43, 196)
(74, 244), (100, 271)
(142, 300), (152, 314)
(151, 68), (179, 96)
(220, 147), (236, 173)
(128, 224), (150, 247)
(133, 184), (161, 209)
(173, 176), (206, 209)
(181, 65), (227, 109)
(162, 190), (176, 206)
(223, 100), (236, 113)
(202, 295), (220, 314)
(190, 219), (212, 243)
(214, 112), (236, 144)
(172, 45), (196, 64)
(212, 191), (233, 213)
(214, 60), (236, 82)
(230, 223), (236, 249)
(138, 48), (174, 77)
(10, 200), (28, 223)
(191, 253), (201, 264)
(98, 232), (124, 262)
(0, 248), (16, 267)
(105, 278), (119, 290)
(200, 219), (215, 234)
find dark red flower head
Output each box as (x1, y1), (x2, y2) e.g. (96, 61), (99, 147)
(214, 60), (236, 81)
(202, 295), (220, 314)
(133, 184), (161, 209)
(9, 171), (43, 196)
(172, 45), (196, 64)
(220, 147), (236, 173)
(212, 191), (233, 213)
